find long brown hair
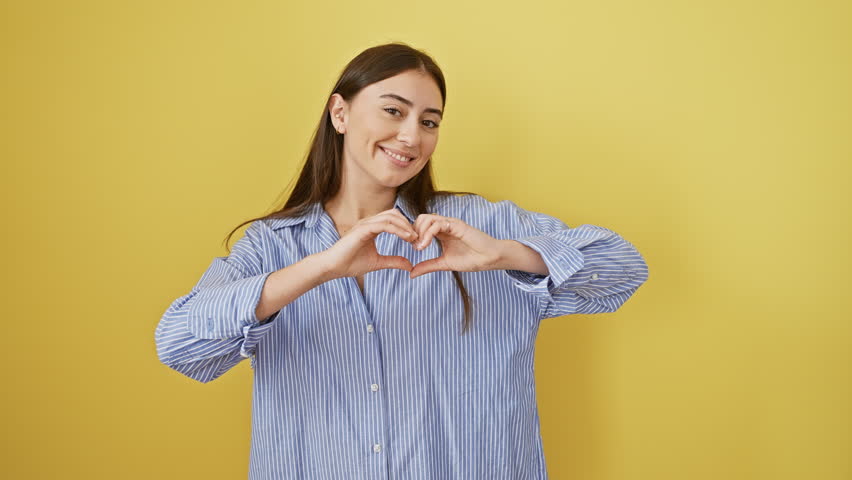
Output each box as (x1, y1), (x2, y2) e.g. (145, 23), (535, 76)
(224, 42), (477, 334)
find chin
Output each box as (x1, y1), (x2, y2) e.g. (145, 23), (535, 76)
(370, 155), (426, 186)
(377, 175), (415, 189)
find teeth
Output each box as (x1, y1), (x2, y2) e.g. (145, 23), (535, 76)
(382, 147), (412, 162)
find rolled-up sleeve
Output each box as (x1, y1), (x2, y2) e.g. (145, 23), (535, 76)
(497, 200), (649, 319)
(154, 221), (282, 383)
(185, 268), (273, 339)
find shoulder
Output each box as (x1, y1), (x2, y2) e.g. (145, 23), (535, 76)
(260, 203), (317, 232)
(240, 203), (318, 249)
(429, 192), (522, 216)
(430, 192), (532, 234)
(248, 215), (307, 247)
(226, 218), (302, 271)
(430, 192), (529, 218)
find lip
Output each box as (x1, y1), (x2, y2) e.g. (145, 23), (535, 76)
(379, 145), (417, 160)
(379, 146), (416, 168)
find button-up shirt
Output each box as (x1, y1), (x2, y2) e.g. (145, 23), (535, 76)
(154, 192), (649, 479)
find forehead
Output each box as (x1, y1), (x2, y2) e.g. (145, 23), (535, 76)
(358, 70), (443, 111)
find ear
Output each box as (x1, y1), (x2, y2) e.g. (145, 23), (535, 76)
(327, 93), (347, 123)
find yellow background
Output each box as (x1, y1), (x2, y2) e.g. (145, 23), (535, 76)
(2, 1), (849, 478)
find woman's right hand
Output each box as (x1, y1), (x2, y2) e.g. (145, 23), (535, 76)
(316, 208), (420, 280)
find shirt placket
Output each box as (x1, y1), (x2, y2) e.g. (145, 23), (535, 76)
(315, 211), (391, 479)
(356, 269), (390, 479)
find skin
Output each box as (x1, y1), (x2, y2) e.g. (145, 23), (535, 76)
(320, 69), (548, 289)
(324, 69), (442, 225)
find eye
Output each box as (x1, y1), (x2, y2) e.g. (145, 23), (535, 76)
(384, 107), (439, 129)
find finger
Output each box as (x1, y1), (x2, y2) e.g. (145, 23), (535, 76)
(412, 217), (430, 249)
(414, 213), (436, 233)
(377, 208), (410, 227)
(365, 213), (418, 240)
(415, 217), (451, 251)
(361, 217), (418, 242)
(389, 207), (415, 227)
(388, 209), (419, 239)
(376, 255), (413, 272)
(409, 257), (447, 279)
(413, 216), (437, 246)
(357, 221), (416, 243)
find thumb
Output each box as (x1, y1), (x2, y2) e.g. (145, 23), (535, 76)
(409, 257), (446, 279)
(375, 255), (414, 272)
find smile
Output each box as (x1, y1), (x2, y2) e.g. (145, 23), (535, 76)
(380, 146), (415, 166)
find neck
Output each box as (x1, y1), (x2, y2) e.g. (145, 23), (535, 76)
(323, 183), (398, 230)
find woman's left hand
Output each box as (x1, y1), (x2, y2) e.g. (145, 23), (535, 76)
(408, 214), (503, 279)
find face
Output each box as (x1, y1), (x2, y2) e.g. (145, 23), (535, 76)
(329, 69), (443, 190)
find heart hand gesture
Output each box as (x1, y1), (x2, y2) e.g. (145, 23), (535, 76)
(316, 209), (507, 281)
(319, 208), (420, 280)
(408, 214), (503, 279)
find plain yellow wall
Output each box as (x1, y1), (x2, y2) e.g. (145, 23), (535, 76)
(2, 1), (849, 478)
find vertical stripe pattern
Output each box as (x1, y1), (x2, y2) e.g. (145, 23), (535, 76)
(154, 193), (649, 479)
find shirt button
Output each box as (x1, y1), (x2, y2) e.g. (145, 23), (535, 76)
(370, 383), (379, 392)
(366, 324), (374, 333)
(591, 273), (599, 280)
(373, 443), (382, 453)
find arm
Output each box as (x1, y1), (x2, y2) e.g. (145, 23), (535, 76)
(493, 240), (549, 275)
(254, 254), (332, 322)
(154, 221), (331, 383)
(494, 200), (649, 320)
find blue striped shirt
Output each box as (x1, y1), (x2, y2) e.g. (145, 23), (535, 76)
(154, 192), (649, 479)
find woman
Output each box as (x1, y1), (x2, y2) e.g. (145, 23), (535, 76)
(155, 42), (649, 479)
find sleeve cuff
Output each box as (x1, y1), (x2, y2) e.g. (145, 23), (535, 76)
(186, 271), (274, 339)
(239, 319), (278, 369)
(503, 235), (585, 301)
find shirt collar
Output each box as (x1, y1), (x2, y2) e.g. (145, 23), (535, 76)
(392, 194), (418, 224)
(266, 193), (418, 231)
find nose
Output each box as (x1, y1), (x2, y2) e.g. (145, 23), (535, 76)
(396, 117), (420, 147)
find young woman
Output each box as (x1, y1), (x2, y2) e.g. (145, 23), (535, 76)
(155, 42), (649, 479)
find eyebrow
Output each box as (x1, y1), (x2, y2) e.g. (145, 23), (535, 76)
(379, 93), (443, 119)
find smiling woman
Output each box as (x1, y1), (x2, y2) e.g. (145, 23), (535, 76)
(154, 41), (649, 479)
